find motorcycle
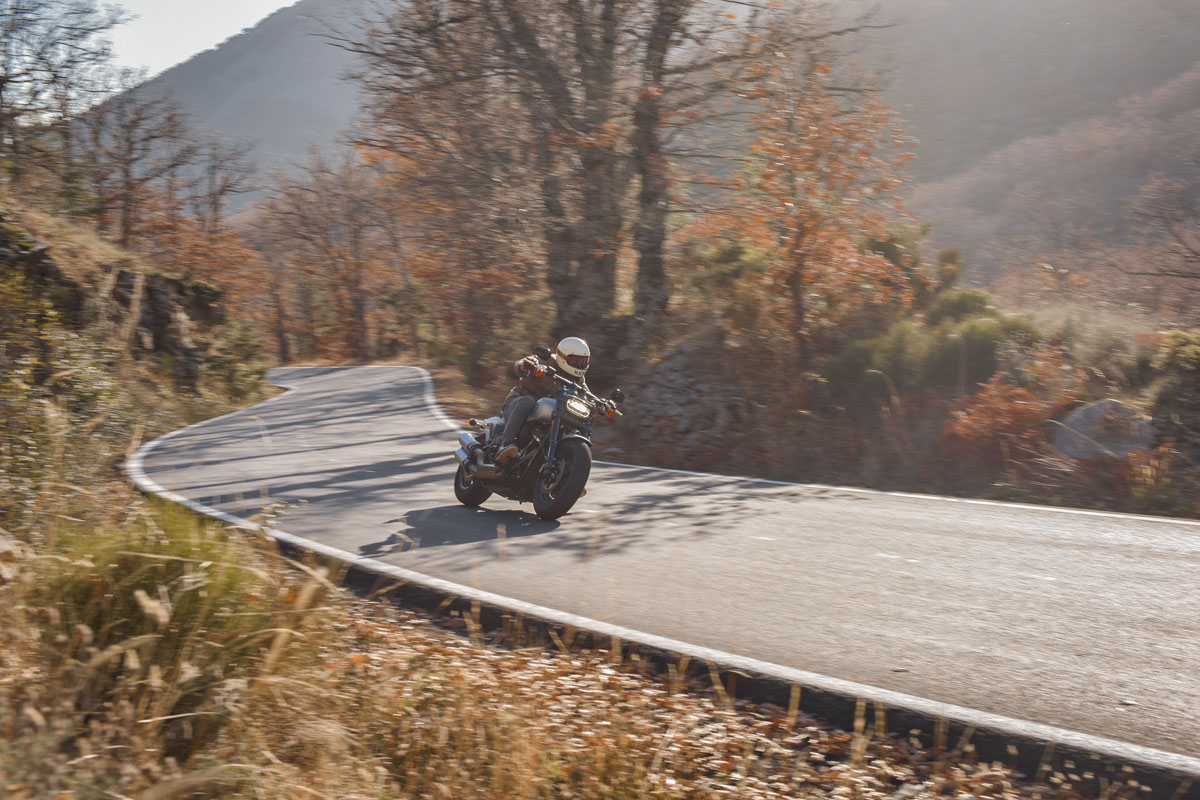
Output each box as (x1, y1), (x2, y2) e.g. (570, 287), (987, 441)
(452, 346), (625, 520)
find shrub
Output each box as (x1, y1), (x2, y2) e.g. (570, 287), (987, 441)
(822, 305), (1041, 405)
(1, 268), (134, 525)
(689, 241), (773, 295)
(939, 350), (1080, 487)
(925, 288), (993, 325)
(204, 323), (268, 402)
(1035, 307), (1156, 392)
(1152, 329), (1200, 376)
(1, 504), (330, 796)
(1151, 329), (1200, 462)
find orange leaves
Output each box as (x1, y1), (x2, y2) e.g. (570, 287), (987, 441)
(940, 378), (1052, 476)
(941, 351), (1081, 479)
(715, 44), (918, 353)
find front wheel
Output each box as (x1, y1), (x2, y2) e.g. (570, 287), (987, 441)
(532, 439), (591, 520)
(454, 462), (491, 507)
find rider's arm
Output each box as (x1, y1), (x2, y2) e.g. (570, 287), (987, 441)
(513, 355), (539, 380)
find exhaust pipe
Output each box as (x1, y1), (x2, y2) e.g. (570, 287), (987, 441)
(455, 432), (501, 479)
(455, 432), (478, 474)
(472, 449), (501, 480)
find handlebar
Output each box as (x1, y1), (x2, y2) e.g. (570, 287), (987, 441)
(537, 364), (623, 416)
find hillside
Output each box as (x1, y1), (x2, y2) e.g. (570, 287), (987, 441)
(911, 62), (1200, 317)
(873, 0), (1200, 182)
(0, 206), (1069, 800)
(143, 0), (1200, 187)
(139, 0), (371, 178)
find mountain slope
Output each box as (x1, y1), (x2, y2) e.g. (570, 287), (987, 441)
(874, 0), (1200, 181)
(910, 62), (1200, 311)
(141, 0), (371, 173)
(147, 0), (1200, 186)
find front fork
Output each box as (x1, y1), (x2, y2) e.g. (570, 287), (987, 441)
(540, 415), (562, 478)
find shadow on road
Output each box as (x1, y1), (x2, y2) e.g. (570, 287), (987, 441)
(362, 505), (560, 554)
(147, 365), (877, 568)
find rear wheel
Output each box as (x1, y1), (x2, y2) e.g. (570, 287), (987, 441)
(532, 439), (591, 520)
(454, 463), (491, 506)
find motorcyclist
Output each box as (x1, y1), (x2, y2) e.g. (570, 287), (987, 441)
(494, 336), (591, 463)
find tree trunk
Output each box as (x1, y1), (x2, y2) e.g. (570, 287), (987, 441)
(632, 88), (669, 340)
(270, 286), (292, 364)
(631, 0), (687, 349)
(785, 260), (812, 368)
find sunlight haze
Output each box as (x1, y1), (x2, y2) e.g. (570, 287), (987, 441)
(110, 0), (295, 76)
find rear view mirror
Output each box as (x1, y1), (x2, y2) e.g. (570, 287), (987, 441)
(610, 388), (626, 403)
(534, 345), (552, 361)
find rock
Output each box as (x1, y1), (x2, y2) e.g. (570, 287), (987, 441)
(1051, 398), (1154, 459)
(1, 212), (88, 324)
(2, 210), (224, 393)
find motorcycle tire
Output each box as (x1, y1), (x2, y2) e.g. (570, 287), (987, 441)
(454, 463), (492, 507)
(532, 438), (591, 520)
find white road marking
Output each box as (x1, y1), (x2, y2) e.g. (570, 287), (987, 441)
(250, 415), (272, 446)
(1018, 573), (1059, 582)
(875, 552), (902, 559)
(754, 536), (777, 541)
(124, 365), (1200, 781)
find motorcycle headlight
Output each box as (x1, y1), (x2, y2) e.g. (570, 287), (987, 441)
(564, 397), (592, 419)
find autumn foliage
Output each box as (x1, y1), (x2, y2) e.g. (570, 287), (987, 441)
(940, 355), (1081, 481)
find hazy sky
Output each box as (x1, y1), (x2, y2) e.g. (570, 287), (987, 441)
(109, 0), (294, 77)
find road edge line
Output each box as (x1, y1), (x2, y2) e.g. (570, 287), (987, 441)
(126, 364), (1200, 790)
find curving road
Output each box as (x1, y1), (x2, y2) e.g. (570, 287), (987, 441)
(136, 366), (1200, 759)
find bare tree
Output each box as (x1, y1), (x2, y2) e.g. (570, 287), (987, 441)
(346, 0), (873, 374)
(263, 152), (388, 361)
(0, 0), (126, 187)
(1132, 176), (1200, 282)
(187, 135), (257, 235)
(81, 81), (196, 247)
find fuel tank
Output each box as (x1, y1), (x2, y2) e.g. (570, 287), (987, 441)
(529, 397), (557, 424)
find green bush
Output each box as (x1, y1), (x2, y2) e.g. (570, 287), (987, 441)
(1152, 329), (1200, 459)
(204, 323), (268, 402)
(822, 300), (1040, 404)
(925, 288), (994, 325)
(1153, 329), (1200, 376)
(689, 241), (772, 294)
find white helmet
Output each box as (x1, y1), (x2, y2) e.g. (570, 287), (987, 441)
(554, 336), (591, 378)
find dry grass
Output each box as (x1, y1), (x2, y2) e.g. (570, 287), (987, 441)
(1, 193), (141, 283)
(2, 496), (1127, 800)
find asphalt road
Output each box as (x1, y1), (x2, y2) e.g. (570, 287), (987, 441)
(138, 366), (1200, 758)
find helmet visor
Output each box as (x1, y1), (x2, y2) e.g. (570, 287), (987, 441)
(560, 351), (590, 371)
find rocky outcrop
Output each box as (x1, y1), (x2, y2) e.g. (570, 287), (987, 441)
(1, 217), (88, 324)
(1051, 398), (1155, 459)
(598, 331), (772, 470)
(1, 210), (224, 391)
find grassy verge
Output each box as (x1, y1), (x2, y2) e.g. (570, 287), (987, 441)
(2, 498), (1123, 800)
